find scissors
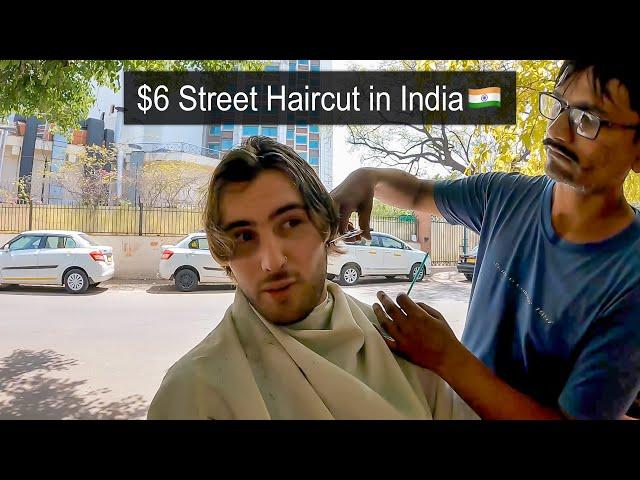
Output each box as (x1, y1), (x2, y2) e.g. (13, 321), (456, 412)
(328, 228), (364, 245)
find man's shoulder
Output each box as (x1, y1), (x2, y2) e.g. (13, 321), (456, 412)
(343, 290), (378, 323)
(435, 172), (550, 201)
(161, 318), (232, 383)
(476, 172), (550, 192)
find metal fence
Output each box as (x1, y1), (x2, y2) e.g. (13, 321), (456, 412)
(0, 203), (418, 239)
(349, 212), (418, 242)
(0, 203), (205, 236)
(430, 216), (480, 266)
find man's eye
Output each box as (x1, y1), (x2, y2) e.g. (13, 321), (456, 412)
(234, 231), (255, 242)
(283, 219), (303, 229)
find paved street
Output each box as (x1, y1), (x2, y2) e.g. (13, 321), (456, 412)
(0, 267), (471, 419)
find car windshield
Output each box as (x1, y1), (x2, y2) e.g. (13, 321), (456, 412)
(177, 235), (196, 247)
(470, 245), (479, 255)
(78, 233), (99, 246)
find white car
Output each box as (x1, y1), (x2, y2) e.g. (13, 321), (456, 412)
(158, 232), (232, 291)
(327, 232), (432, 286)
(0, 230), (115, 293)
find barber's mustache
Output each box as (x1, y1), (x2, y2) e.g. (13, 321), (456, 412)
(542, 138), (579, 164)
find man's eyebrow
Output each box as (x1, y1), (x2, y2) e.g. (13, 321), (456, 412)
(222, 220), (252, 232)
(222, 203), (306, 231)
(552, 89), (608, 116)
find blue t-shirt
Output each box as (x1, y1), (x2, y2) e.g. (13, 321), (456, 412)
(434, 173), (640, 419)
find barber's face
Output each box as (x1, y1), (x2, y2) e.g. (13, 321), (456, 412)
(219, 170), (328, 325)
(543, 68), (640, 194)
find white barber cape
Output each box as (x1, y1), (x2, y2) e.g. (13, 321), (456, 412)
(148, 281), (478, 420)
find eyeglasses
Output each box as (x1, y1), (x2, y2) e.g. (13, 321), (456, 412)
(538, 92), (640, 140)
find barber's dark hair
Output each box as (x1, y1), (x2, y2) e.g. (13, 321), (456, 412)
(204, 136), (343, 278)
(556, 60), (640, 139)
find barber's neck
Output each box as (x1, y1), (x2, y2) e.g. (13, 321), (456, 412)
(551, 182), (635, 243)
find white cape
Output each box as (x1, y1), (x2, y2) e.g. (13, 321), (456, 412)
(148, 281), (478, 420)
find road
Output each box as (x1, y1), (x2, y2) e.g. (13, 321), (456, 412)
(0, 267), (471, 419)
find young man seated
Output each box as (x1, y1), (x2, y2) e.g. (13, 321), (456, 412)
(147, 136), (477, 420)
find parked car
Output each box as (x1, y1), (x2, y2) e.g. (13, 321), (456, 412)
(456, 245), (478, 281)
(327, 232), (432, 286)
(158, 232), (232, 292)
(0, 230), (114, 293)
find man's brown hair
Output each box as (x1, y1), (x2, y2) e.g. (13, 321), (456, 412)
(203, 136), (343, 277)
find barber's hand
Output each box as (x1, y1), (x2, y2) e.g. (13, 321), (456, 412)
(330, 168), (376, 239)
(372, 291), (461, 375)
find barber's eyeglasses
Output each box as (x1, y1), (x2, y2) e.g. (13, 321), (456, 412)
(539, 92), (640, 140)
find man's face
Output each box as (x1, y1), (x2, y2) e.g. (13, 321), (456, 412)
(219, 169), (328, 325)
(544, 68), (640, 194)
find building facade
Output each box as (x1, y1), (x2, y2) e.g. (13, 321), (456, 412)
(202, 60), (334, 190)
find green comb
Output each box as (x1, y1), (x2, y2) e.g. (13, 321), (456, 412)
(407, 252), (429, 296)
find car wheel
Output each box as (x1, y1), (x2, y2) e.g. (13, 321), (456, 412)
(64, 269), (89, 294)
(175, 268), (199, 292)
(339, 263), (360, 286)
(408, 263), (426, 282)
(464, 273), (473, 281)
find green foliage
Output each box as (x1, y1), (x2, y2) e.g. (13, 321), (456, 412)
(371, 198), (414, 217)
(0, 60), (262, 134)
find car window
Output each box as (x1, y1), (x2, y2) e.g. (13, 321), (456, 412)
(380, 236), (403, 249)
(175, 234), (192, 247)
(370, 235), (382, 247)
(188, 239), (199, 249)
(64, 237), (77, 248)
(9, 235), (43, 251)
(197, 238), (209, 250)
(44, 236), (63, 249)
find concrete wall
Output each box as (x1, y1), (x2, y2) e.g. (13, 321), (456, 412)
(0, 233), (186, 280)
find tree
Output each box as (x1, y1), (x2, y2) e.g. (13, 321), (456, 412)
(45, 145), (118, 206)
(370, 198), (415, 217)
(0, 176), (33, 204)
(0, 60), (261, 134)
(127, 160), (213, 208)
(348, 60), (559, 175)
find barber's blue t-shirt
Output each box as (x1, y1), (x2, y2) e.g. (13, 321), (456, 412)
(434, 173), (640, 419)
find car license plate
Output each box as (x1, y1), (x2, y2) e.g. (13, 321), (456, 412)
(468, 258), (476, 264)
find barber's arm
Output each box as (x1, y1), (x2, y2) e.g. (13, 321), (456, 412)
(330, 167), (441, 238)
(373, 292), (568, 420)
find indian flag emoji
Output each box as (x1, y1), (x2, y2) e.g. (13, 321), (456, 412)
(468, 87), (501, 109)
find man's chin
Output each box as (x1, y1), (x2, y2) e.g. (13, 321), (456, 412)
(544, 159), (588, 192)
(258, 304), (313, 325)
